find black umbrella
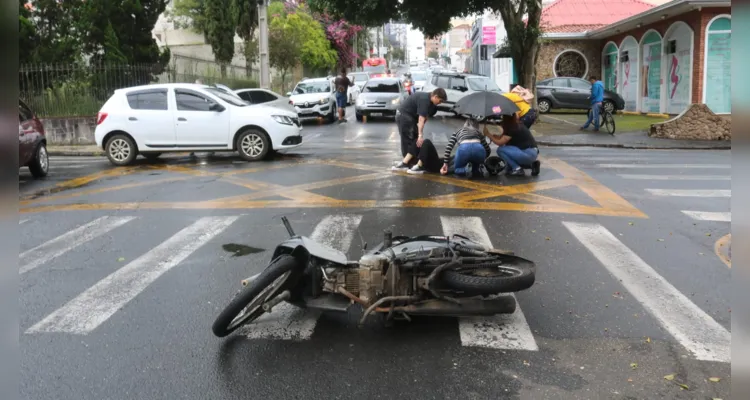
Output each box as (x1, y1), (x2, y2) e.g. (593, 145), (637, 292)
(452, 91), (520, 119)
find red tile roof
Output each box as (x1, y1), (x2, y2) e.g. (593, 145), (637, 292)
(540, 0), (655, 33)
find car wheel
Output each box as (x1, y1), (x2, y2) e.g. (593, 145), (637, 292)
(237, 129), (270, 161)
(603, 100), (615, 114)
(327, 104), (337, 123)
(28, 143), (49, 178)
(537, 99), (552, 114)
(105, 134), (137, 166)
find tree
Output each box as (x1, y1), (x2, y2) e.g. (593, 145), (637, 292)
(390, 47), (405, 63)
(427, 50), (439, 59)
(268, 1), (336, 87)
(232, 0), (259, 71)
(204, 0), (236, 77)
(168, 0), (209, 34)
(20, 0), (81, 65)
(307, 0), (544, 94)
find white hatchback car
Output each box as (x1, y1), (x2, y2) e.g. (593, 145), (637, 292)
(94, 83), (302, 166)
(286, 77), (338, 123)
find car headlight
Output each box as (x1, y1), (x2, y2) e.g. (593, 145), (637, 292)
(356, 98), (364, 106)
(272, 115), (294, 125)
(391, 98), (400, 105)
(319, 97), (328, 105)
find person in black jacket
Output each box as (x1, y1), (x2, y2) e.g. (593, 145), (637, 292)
(392, 88), (447, 171)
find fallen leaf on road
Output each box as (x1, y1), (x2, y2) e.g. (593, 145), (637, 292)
(630, 363), (637, 369)
(523, 360), (530, 366)
(678, 383), (689, 390)
(709, 377), (721, 382)
(706, 233), (712, 236)
(118, 257), (125, 262)
(664, 374), (675, 381)
(657, 239), (664, 242)
(627, 378), (633, 382)
(646, 337), (651, 343)
(531, 230), (536, 233)
(628, 222), (634, 226)
(545, 237), (550, 240)
(699, 252), (704, 255)
(565, 240), (569, 244)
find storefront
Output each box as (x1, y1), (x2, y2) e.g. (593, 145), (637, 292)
(640, 30), (662, 113)
(602, 42), (618, 92)
(618, 36), (639, 112)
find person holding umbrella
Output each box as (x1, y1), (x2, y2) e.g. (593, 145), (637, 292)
(453, 91), (540, 177)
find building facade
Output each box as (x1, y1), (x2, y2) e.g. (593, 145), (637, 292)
(506, 0), (730, 115)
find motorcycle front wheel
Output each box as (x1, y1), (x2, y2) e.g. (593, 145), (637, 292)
(441, 261), (535, 296)
(211, 255), (299, 337)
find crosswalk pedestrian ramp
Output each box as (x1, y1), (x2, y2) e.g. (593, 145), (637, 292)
(20, 212), (730, 363)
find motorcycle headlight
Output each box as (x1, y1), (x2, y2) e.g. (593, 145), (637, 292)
(272, 115), (294, 125)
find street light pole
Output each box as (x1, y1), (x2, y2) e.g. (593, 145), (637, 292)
(257, 0), (270, 89)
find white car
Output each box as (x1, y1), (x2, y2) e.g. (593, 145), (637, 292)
(234, 88), (296, 113)
(409, 69), (428, 92)
(94, 83), (302, 166)
(422, 72), (503, 113)
(286, 77), (338, 123)
(349, 72), (370, 93)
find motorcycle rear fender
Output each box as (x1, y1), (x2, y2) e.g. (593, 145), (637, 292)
(271, 236), (348, 266)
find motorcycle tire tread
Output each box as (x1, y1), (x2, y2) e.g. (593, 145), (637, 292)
(441, 264), (535, 295)
(211, 254), (299, 337)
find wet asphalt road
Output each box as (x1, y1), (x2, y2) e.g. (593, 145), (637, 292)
(19, 110), (731, 399)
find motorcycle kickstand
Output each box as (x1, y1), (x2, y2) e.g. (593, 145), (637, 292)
(262, 290), (291, 313)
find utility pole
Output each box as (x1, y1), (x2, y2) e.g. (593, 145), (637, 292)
(257, 0), (270, 89)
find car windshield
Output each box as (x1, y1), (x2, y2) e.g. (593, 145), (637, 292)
(411, 72), (427, 81)
(204, 87), (248, 106)
(351, 74), (369, 83)
(363, 81), (400, 93)
(467, 77), (501, 91)
(293, 81), (330, 94)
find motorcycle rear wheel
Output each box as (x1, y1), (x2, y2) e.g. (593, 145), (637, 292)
(441, 262), (535, 296)
(211, 255), (299, 337)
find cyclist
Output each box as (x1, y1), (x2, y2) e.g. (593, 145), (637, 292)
(580, 75), (604, 132)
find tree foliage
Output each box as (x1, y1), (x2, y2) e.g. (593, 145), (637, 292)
(268, 1), (337, 84)
(19, 0), (81, 65)
(307, 0), (545, 91)
(204, 0), (236, 76)
(232, 0), (259, 64)
(390, 47), (405, 63)
(168, 0), (209, 33)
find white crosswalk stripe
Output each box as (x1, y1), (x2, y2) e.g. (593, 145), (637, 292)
(597, 164), (730, 169)
(645, 189), (730, 197)
(20, 216), (136, 274)
(618, 174), (730, 180)
(564, 221), (730, 362)
(440, 216), (539, 351)
(239, 214), (364, 341)
(27, 216), (238, 334)
(681, 211), (731, 222)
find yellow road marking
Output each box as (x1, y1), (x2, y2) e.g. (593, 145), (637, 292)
(714, 233), (731, 268)
(19, 156), (647, 218)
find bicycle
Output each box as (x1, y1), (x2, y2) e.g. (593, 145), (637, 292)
(587, 104), (616, 135)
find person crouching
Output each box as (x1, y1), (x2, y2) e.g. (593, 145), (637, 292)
(440, 118), (491, 178)
(483, 114), (540, 176)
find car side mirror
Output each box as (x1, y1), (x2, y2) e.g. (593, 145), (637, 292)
(209, 103), (225, 112)
(286, 92), (292, 96)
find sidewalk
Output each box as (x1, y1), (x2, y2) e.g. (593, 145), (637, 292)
(438, 115), (731, 150)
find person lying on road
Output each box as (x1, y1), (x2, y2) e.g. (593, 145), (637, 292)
(438, 118), (491, 178)
(405, 138), (444, 174)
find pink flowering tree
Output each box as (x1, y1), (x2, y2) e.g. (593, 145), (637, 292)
(284, 1), (363, 70)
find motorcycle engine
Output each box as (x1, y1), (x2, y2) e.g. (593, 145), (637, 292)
(356, 253), (387, 304)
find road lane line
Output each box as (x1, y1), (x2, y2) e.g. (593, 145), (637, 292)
(598, 164), (729, 168)
(646, 189), (731, 197)
(618, 174), (730, 181)
(19, 216), (136, 275)
(440, 216), (539, 351)
(27, 216), (238, 334)
(563, 221), (730, 362)
(241, 214), (364, 341)
(681, 211), (731, 222)
(19, 219), (28, 224)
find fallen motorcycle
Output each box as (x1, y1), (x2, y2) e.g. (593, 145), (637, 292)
(211, 217), (536, 337)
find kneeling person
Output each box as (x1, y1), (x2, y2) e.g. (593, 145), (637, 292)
(439, 118), (491, 178)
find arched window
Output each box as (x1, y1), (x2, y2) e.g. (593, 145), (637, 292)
(601, 42), (618, 91)
(639, 30), (663, 113)
(703, 15), (731, 114)
(553, 49), (588, 78)
(663, 21), (694, 114)
(618, 36), (638, 111)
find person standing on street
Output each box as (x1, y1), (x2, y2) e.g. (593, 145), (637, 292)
(392, 88), (447, 171)
(581, 76), (604, 131)
(334, 68), (354, 123)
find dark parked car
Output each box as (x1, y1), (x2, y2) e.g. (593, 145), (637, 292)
(536, 77), (624, 114)
(19, 99), (48, 178)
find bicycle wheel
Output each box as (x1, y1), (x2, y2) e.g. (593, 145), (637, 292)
(603, 111), (616, 135)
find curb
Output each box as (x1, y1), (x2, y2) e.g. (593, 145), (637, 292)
(49, 150), (105, 157)
(536, 141), (732, 150)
